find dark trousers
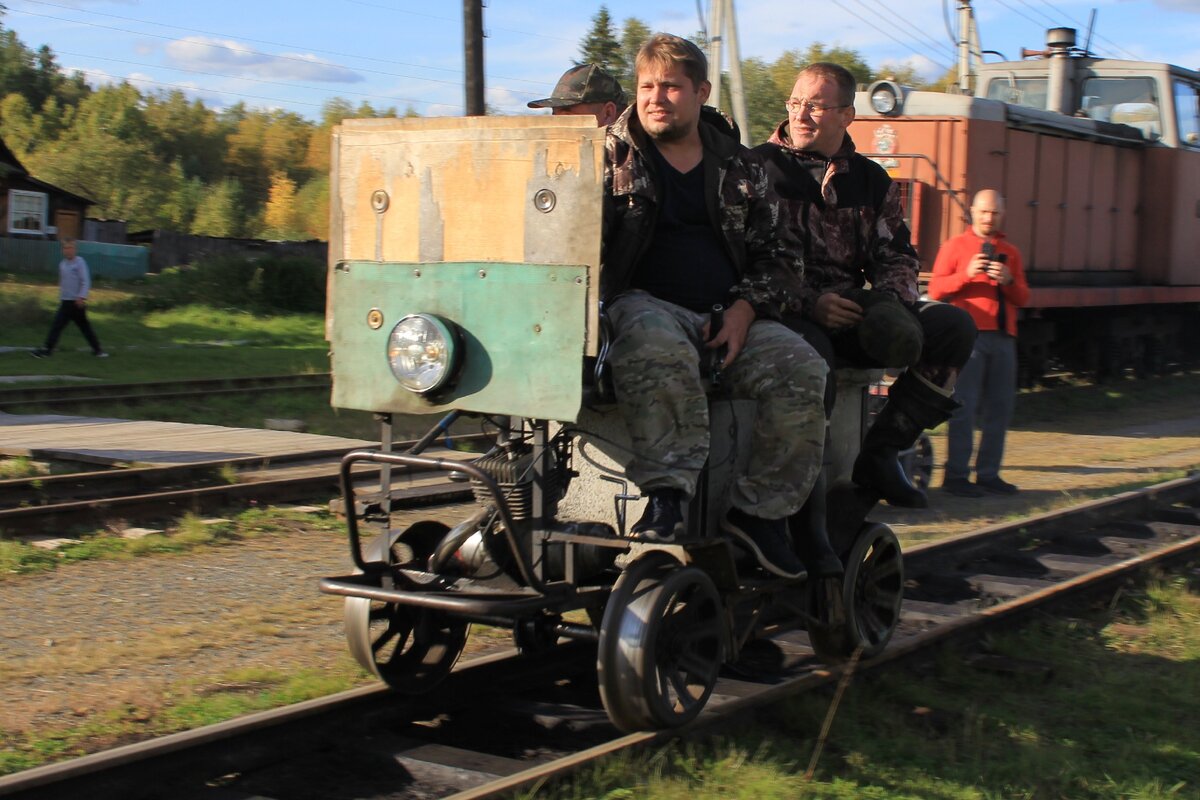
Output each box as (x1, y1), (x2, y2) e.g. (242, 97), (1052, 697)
(787, 300), (976, 417)
(945, 331), (1017, 482)
(44, 300), (102, 354)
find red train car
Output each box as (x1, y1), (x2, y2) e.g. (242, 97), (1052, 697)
(854, 27), (1200, 382)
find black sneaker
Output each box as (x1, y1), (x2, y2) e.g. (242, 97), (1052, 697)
(722, 507), (805, 579)
(942, 477), (984, 497)
(630, 488), (684, 542)
(977, 476), (1019, 495)
(30, 348), (50, 359)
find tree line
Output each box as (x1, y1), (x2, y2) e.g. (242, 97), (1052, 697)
(0, 8), (949, 241)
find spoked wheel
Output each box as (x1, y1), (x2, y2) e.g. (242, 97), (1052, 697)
(597, 553), (727, 732)
(344, 521), (469, 692)
(808, 522), (904, 665)
(900, 432), (934, 492)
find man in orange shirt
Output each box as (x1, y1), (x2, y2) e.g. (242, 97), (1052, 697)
(928, 190), (1030, 496)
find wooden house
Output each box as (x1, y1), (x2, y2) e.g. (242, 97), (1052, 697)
(0, 136), (93, 240)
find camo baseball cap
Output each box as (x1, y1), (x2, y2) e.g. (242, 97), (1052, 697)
(528, 64), (625, 109)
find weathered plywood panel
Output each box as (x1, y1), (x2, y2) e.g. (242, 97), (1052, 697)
(331, 116), (605, 352)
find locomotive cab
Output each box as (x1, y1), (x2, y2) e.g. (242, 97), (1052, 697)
(318, 116), (904, 732)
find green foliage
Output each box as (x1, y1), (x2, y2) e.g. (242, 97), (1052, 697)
(580, 6), (622, 72)
(134, 254), (325, 314)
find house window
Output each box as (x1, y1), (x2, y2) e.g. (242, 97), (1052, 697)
(8, 190), (47, 234)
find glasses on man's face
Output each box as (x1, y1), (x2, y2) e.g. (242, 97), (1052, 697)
(784, 99), (847, 118)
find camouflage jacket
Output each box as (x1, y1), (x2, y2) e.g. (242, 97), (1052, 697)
(753, 122), (919, 318)
(602, 104), (803, 320)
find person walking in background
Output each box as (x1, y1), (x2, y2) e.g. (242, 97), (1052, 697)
(32, 237), (107, 358)
(928, 190), (1029, 496)
(527, 63), (625, 127)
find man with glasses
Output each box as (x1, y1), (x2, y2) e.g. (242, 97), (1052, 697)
(755, 62), (976, 515)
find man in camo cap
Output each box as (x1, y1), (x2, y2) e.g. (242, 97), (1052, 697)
(528, 63), (625, 126)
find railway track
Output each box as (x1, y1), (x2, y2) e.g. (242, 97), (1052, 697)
(2, 473), (1197, 800)
(0, 437), (487, 536)
(0, 374), (332, 411)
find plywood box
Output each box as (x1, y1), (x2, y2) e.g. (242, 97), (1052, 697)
(329, 116), (605, 352)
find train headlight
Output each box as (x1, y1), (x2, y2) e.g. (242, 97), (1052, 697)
(868, 80), (904, 115)
(387, 313), (461, 394)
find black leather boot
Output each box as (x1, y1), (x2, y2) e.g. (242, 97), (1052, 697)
(790, 470), (846, 629)
(853, 371), (958, 508)
(789, 470), (844, 578)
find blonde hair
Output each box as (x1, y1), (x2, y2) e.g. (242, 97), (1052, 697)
(635, 33), (708, 89)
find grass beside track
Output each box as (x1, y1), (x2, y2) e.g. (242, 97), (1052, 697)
(526, 571), (1200, 800)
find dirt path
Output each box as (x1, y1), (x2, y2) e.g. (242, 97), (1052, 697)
(3, 405), (1199, 758)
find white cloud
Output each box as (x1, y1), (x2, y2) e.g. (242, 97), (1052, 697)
(163, 36), (364, 83)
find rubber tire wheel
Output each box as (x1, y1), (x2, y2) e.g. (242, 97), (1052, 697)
(344, 521), (470, 692)
(597, 554), (726, 732)
(808, 522), (904, 665)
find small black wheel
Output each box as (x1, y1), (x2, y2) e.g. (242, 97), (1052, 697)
(900, 432), (934, 492)
(513, 614), (560, 656)
(809, 522), (904, 664)
(597, 554), (726, 732)
(344, 521), (470, 692)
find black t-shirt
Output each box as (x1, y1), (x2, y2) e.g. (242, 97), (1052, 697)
(631, 143), (738, 313)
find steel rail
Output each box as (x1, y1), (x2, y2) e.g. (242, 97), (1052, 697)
(0, 373), (332, 409)
(0, 475), (1196, 799)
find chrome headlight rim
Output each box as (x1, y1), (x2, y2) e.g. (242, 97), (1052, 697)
(386, 313), (462, 395)
(868, 80), (904, 116)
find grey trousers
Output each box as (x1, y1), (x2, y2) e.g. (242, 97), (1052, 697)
(607, 290), (828, 520)
(945, 331), (1017, 482)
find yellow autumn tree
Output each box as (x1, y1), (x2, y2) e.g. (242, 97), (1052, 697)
(263, 171), (302, 239)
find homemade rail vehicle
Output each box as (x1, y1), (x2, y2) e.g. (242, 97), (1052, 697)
(318, 116), (903, 731)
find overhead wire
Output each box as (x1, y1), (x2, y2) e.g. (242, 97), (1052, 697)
(830, 0), (954, 74)
(859, 0), (957, 64)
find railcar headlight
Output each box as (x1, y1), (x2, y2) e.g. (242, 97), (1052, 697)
(387, 313), (461, 394)
(868, 80), (904, 115)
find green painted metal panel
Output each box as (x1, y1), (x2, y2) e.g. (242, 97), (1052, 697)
(330, 261), (588, 422)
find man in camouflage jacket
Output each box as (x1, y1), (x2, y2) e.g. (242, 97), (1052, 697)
(755, 62), (976, 510)
(599, 33), (833, 581)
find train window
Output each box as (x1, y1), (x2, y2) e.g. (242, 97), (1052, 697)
(985, 77), (1048, 109)
(1174, 80), (1200, 147)
(1081, 77), (1161, 140)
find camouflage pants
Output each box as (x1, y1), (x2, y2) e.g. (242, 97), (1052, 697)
(607, 290), (827, 520)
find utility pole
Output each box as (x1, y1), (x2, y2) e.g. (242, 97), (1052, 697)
(957, 0), (974, 94)
(706, 0), (749, 145)
(464, 0), (485, 115)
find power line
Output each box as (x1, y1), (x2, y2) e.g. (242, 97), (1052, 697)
(859, 0), (957, 63)
(1028, 0), (1143, 61)
(830, 0), (954, 74)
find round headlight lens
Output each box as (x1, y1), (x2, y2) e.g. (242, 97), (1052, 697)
(870, 86), (898, 115)
(387, 314), (458, 394)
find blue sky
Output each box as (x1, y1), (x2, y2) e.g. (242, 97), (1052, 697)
(4, 0), (1198, 120)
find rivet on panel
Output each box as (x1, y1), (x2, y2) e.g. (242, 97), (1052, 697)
(533, 324), (542, 334)
(366, 309), (384, 330)
(370, 190), (389, 213)
(478, 269), (487, 278)
(533, 189), (556, 213)
(413, 268), (422, 277)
